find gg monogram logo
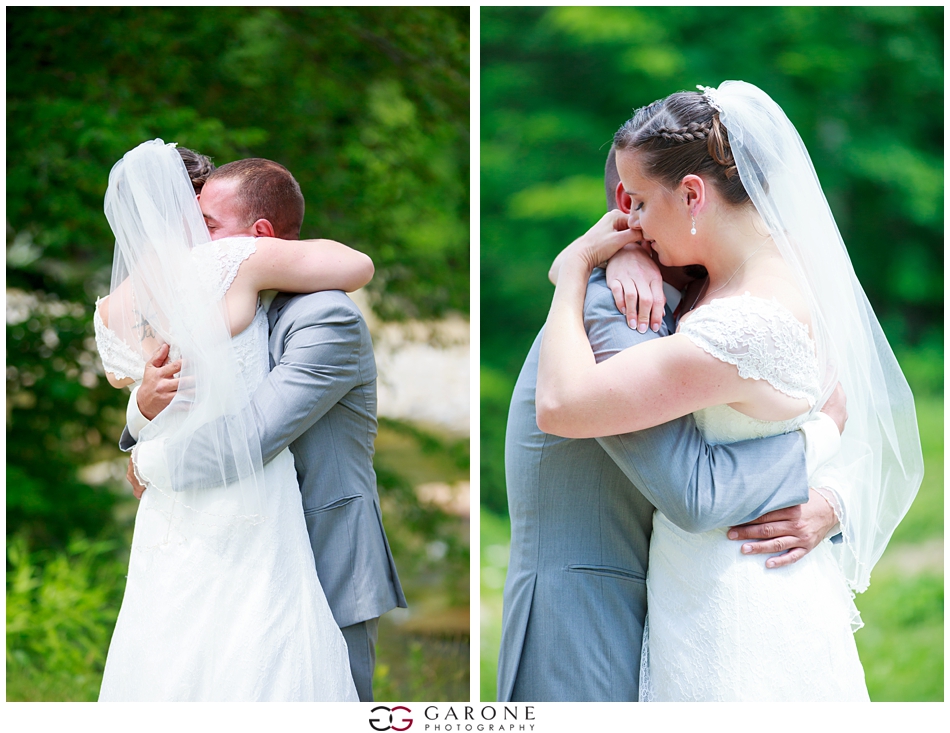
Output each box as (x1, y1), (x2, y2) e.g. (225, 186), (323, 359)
(368, 705), (412, 731)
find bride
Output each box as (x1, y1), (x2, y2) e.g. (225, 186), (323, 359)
(536, 82), (923, 701)
(94, 139), (367, 701)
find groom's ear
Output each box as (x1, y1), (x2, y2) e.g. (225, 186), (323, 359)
(615, 182), (632, 214)
(250, 219), (276, 238)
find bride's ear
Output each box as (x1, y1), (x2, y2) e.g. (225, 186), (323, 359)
(681, 174), (706, 214)
(615, 182), (632, 214)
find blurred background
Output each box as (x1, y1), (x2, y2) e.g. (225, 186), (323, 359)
(480, 6), (942, 701)
(6, 6), (469, 701)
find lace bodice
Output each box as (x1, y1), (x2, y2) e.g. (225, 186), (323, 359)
(679, 293), (822, 444)
(93, 236), (266, 391)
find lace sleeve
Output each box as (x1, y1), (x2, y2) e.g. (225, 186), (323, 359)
(191, 237), (258, 301)
(679, 293), (821, 405)
(93, 299), (145, 382)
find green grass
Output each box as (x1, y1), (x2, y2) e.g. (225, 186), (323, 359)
(479, 393), (944, 701)
(855, 571), (943, 701)
(479, 507), (511, 701)
(888, 395), (943, 545)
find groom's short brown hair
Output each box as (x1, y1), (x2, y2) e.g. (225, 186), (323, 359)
(206, 158), (305, 239)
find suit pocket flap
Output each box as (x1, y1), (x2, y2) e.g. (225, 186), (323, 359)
(565, 564), (645, 583)
(304, 493), (362, 515)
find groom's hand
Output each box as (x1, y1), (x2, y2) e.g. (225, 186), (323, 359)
(820, 382), (848, 435)
(138, 344), (182, 420)
(727, 489), (838, 568)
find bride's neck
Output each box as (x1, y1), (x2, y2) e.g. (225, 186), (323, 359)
(699, 205), (772, 290)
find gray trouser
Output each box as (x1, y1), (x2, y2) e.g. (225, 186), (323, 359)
(341, 617), (379, 702)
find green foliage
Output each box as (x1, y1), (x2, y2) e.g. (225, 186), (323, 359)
(8, 6), (468, 317)
(481, 6), (943, 517)
(6, 291), (124, 547)
(374, 629), (468, 702)
(479, 366), (516, 517)
(375, 421), (470, 608)
(6, 535), (127, 702)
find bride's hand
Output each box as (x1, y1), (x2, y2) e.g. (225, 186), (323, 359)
(563, 210), (641, 274)
(606, 244), (666, 333)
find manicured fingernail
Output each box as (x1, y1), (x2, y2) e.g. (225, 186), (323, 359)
(652, 323), (659, 332)
(741, 544), (752, 554)
(766, 560), (775, 568)
(727, 530), (738, 539)
(638, 323), (647, 333)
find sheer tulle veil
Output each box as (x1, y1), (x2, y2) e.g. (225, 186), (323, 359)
(703, 81), (923, 593)
(103, 139), (265, 540)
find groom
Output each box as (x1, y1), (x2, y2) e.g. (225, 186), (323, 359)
(497, 147), (844, 701)
(123, 157), (406, 702)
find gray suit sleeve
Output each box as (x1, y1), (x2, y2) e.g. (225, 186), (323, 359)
(159, 304), (364, 491)
(583, 270), (810, 533)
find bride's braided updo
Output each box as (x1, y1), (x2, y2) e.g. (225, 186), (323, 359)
(614, 91), (754, 206)
(176, 147), (215, 194)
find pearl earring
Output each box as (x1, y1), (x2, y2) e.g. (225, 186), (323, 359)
(690, 213), (697, 236)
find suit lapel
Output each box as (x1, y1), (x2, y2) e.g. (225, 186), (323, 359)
(266, 293), (296, 370)
(267, 292), (294, 331)
(663, 303), (677, 335)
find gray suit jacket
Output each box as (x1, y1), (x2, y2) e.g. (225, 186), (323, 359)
(122, 290), (406, 629)
(497, 270), (810, 702)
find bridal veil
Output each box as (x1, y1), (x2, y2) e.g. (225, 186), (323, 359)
(704, 81), (923, 594)
(102, 139), (265, 539)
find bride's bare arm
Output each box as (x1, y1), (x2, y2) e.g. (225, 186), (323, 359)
(535, 212), (804, 439)
(550, 239), (666, 334)
(242, 238), (374, 294)
(96, 298), (135, 388)
(536, 309), (744, 438)
(224, 238), (373, 334)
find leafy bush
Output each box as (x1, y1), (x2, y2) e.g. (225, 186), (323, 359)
(7, 535), (127, 701)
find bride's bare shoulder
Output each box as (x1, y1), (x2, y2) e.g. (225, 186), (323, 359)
(745, 258), (813, 332)
(96, 294), (110, 326)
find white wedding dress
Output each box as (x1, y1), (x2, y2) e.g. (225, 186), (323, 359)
(96, 237), (358, 701)
(639, 294), (869, 702)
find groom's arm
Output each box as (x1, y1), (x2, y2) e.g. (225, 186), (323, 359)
(132, 297), (366, 491)
(583, 270), (812, 532)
